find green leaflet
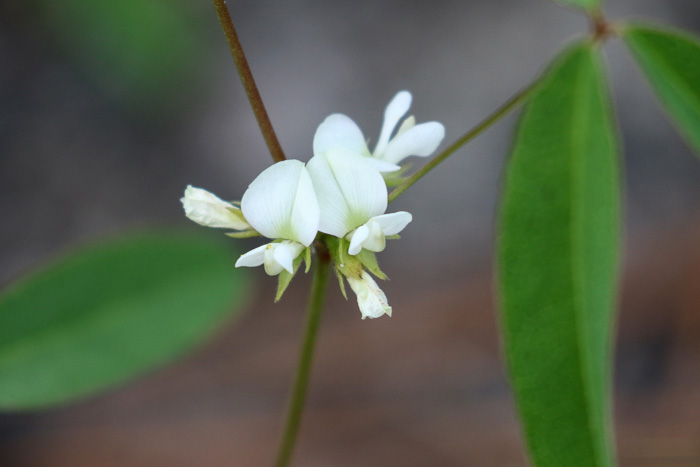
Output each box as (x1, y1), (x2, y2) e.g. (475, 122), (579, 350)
(0, 231), (250, 410)
(624, 24), (700, 158)
(498, 42), (620, 467)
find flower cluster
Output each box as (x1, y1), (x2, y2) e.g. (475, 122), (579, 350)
(182, 91), (444, 319)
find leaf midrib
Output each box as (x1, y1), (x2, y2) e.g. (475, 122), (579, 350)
(568, 46), (608, 467)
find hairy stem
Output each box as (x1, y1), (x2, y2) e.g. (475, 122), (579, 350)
(274, 247), (331, 467)
(388, 80), (540, 203)
(211, 0), (286, 163)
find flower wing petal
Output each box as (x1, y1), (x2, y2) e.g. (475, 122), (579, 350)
(348, 224), (370, 255)
(307, 149), (388, 237)
(360, 220), (386, 252)
(235, 244), (268, 268)
(313, 114), (369, 157)
(365, 158), (401, 173)
(272, 241), (304, 274)
(373, 90), (412, 157)
(241, 160), (319, 245)
(382, 121), (445, 165)
(372, 211), (413, 236)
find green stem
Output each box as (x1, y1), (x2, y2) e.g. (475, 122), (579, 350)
(274, 248), (331, 467)
(388, 80), (541, 203)
(211, 0), (286, 163)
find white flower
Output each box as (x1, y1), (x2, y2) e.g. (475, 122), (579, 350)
(233, 160), (320, 275)
(346, 271), (392, 319)
(313, 90), (445, 171)
(306, 148), (412, 254)
(181, 185), (251, 230)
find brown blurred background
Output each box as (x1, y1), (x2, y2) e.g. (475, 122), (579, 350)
(2, 0), (700, 465)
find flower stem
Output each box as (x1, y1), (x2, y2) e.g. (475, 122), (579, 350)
(388, 80), (541, 203)
(211, 0), (286, 163)
(274, 247), (331, 467)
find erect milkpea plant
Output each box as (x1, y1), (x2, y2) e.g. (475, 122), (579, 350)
(1, 0), (700, 466)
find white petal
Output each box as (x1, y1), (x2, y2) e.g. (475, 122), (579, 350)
(365, 158), (401, 173)
(307, 148), (387, 237)
(241, 160), (320, 246)
(235, 244), (268, 268)
(373, 90), (412, 158)
(347, 272), (392, 319)
(372, 211), (413, 236)
(396, 115), (416, 136)
(360, 219), (386, 252)
(381, 122), (445, 165)
(272, 241), (304, 274)
(348, 224), (369, 255)
(313, 114), (370, 157)
(181, 186), (250, 230)
(263, 245), (284, 276)
(288, 166), (321, 246)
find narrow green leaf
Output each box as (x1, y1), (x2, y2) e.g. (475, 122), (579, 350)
(498, 42), (620, 467)
(624, 25), (700, 158)
(551, 0), (601, 12)
(0, 231), (250, 410)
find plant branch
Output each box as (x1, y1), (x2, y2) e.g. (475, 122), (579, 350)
(212, 0), (286, 163)
(274, 246), (331, 467)
(388, 80), (541, 203)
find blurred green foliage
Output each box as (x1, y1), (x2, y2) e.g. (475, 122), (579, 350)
(38, 0), (209, 116)
(0, 231), (250, 410)
(625, 25), (700, 159)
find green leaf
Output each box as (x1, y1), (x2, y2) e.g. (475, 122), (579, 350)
(551, 0), (601, 12)
(624, 25), (700, 158)
(498, 42), (620, 467)
(0, 231), (250, 410)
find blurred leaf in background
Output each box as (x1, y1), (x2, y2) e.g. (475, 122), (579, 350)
(624, 24), (700, 159)
(0, 231), (251, 410)
(33, 0), (209, 117)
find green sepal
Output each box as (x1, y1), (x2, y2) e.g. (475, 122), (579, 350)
(335, 267), (348, 300)
(304, 246), (312, 273)
(326, 236), (363, 280)
(275, 253), (305, 302)
(382, 163), (412, 187)
(386, 234), (401, 240)
(225, 230), (261, 239)
(355, 249), (388, 280)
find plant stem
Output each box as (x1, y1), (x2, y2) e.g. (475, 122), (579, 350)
(274, 247), (331, 467)
(211, 0), (286, 163)
(388, 80), (541, 203)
